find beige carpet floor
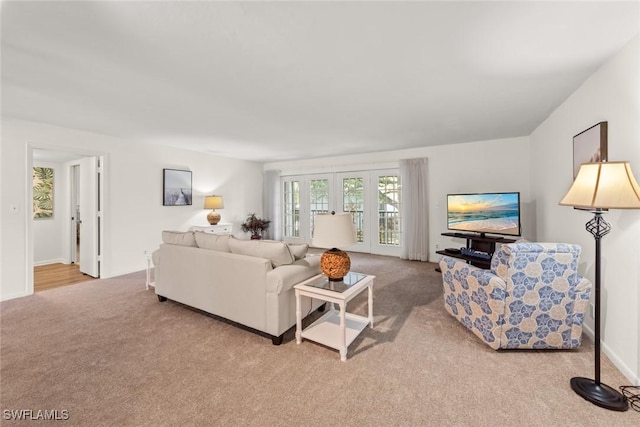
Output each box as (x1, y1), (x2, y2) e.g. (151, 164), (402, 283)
(1, 252), (637, 426)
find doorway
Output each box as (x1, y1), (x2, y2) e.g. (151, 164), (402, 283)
(30, 148), (103, 293)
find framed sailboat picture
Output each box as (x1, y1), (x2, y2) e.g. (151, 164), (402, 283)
(163, 169), (192, 206)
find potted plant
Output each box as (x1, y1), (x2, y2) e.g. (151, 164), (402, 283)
(241, 213), (271, 240)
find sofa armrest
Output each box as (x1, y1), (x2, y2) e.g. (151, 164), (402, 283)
(267, 255), (321, 295)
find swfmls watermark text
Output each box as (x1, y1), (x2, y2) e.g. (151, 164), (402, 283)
(3, 409), (69, 421)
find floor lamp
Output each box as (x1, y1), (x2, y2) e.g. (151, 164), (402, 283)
(560, 161), (640, 411)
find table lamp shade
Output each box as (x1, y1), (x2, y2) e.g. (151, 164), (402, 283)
(560, 162), (640, 209)
(204, 195), (224, 225)
(312, 212), (357, 281)
(312, 212), (357, 249)
(204, 195), (224, 209)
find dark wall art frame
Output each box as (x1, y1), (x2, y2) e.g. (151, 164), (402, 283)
(163, 169), (193, 206)
(573, 121), (608, 179)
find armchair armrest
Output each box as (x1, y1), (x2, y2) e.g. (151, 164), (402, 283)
(439, 256), (508, 349)
(440, 256), (507, 294)
(566, 274), (592, 331)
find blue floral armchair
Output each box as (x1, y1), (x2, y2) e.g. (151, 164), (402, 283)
(439, 242), (592, 350)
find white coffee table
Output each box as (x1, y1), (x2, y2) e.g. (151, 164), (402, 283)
(295, 272), (374, 361)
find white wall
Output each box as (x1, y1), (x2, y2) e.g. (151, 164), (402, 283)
(1, 119), (264, 301)
(32, 160), (67, 265)
(265, 136), (532, 261)
(530, 35), (640, 384)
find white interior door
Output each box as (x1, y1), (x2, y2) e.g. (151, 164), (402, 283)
(70, 165), (79, 264)
(79, 157), (99, 277)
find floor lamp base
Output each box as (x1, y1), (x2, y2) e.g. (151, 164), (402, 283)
(570, 377), (628, 411)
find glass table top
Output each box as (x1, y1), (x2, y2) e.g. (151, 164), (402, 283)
(305, 272), (367, 293)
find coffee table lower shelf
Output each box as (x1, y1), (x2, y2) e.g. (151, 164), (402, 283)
(301, 310), (369, 352)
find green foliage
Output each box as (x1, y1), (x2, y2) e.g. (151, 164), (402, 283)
(33, 167), (54, 219)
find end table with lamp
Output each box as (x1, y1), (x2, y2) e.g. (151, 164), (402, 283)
(295, 271), (375, 361)
(295, 211), (374, 361)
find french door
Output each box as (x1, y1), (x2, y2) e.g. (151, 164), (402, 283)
(282, 170), (401, 256)
(337, 172), (369, 252)
(282, 174), (333, 244)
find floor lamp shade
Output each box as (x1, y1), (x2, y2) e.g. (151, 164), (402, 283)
(560, 162), (640, 209)
(204, 195), (224, 225)
(312, 212), (357, 281)
(560, 161), (640, 411)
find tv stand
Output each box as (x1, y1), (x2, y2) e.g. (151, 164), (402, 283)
(436, 232), (516, 269)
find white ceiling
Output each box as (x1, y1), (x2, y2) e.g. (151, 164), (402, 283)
(2, 1), (639, 162)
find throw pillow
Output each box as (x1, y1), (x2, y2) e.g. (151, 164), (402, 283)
(287, 243), (309, 260)
(194, 232), (231, 252)
(162, 231), (197, 247)
(228, 238), (295, 268)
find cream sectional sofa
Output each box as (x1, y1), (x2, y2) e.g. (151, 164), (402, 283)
(152, 231), (323, 344)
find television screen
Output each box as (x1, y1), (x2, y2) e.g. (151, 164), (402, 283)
(447, 192), (521, 237)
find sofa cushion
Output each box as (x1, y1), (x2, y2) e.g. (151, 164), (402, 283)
(287, 243), (309, 260)
(194, 232), (231, 252)
(228, 238), (295, 268)
(162, 231), (197, 247)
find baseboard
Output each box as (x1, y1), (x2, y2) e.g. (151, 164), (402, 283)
(582, 323), (639, 385)
(100, 267), (146, 280)
(0, 290), (32, 302)
(33, 258), (68, 267)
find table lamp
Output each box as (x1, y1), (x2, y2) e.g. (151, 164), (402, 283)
(312, 212), (357, 281)
(560, 161), (640, 411)
(204, 195), (224, 225)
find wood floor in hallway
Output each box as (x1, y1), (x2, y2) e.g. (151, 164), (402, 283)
(34, 263), (97, 292)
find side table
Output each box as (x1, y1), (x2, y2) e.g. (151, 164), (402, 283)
(145, 253), (155, 290)
(189, 223), (233, 235)
(295, 272), (374, 361)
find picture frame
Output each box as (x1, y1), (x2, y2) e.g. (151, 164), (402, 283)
(573, 121), (607, 179)
(163, 169), (192, 206)
(33, 167), (54, 219)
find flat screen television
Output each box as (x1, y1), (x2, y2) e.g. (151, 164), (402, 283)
(447, 192), (521, 237)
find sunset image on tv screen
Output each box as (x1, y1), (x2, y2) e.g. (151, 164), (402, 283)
(447, 193), (520, 236)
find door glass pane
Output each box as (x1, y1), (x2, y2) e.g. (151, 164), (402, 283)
(283, 180), (300, 238)
(310, 179), (329, 237)
(342, 177), (364, 243)
(378, 175), (401, 246)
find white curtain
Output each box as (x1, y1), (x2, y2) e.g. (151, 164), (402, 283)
(262, 169), (282, 241)
(400, 158), (429, 261)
